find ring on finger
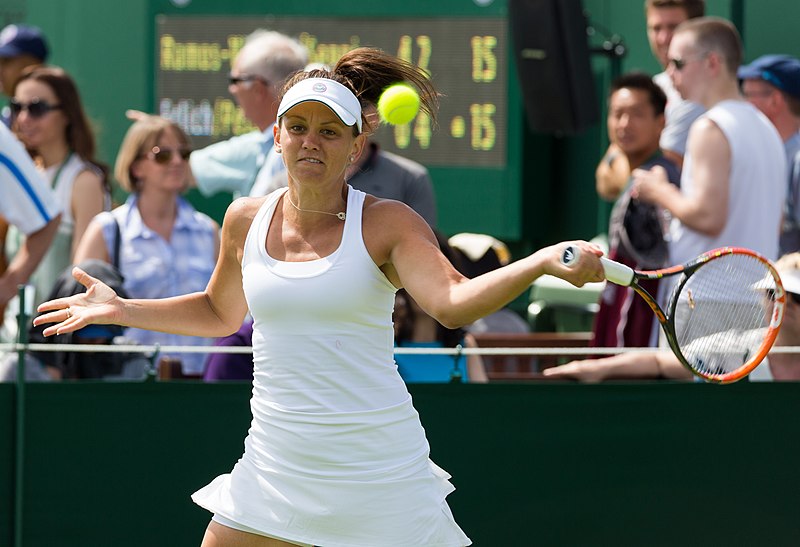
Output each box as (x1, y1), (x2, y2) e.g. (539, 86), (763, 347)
(66, 308), (72, 319)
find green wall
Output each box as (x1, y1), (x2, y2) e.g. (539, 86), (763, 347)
(3, 381), (800, 546)
(16, 0), (800, 247)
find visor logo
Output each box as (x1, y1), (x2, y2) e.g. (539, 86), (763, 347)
(312, 82), (327, 93)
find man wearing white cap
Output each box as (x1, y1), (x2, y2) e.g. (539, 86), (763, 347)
(545, 251), (800, 382)
(749, 252), (800, 380)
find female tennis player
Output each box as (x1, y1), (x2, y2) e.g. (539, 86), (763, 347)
(34, 48), (604, 547)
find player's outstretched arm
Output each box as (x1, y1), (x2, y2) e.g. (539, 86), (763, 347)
(371, 200), (605, 329)
(35, 198), (256, 338)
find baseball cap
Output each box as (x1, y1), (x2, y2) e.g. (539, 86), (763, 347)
(277, 77), (362, 132)
(0, 24), (48, 60)
(738, 54), (800, 99)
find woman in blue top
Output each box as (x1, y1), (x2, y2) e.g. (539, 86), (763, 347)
(74, 115), (219, 375)
(393, 287), (488, 383)
(393, 231), (487, 383)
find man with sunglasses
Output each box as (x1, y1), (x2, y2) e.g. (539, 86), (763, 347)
(187, 29), (307, 199)
(631, 17), (785, 268)
(0, 24), (48, 127)
(738, 54), (800, 255)
(0, 121), (60, 340)
(596, 0), (706, 201)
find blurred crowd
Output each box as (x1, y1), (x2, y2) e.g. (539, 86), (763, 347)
(2, 0), (800, 383)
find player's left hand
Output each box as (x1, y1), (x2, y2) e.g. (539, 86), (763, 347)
(33, 267), (122, 337)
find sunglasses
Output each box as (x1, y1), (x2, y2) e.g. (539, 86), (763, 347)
(228, 74), (267, 87)
(9, 98), (62, 119)
(143, 146), (192, 164)
(667, 52), (709, 71)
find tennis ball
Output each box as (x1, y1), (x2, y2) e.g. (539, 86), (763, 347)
(377, 83), (421, 126)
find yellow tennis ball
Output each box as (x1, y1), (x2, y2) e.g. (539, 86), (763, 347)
(377, 83), (421, 126)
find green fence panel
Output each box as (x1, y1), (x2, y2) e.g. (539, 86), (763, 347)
(3, 381), (800, 546)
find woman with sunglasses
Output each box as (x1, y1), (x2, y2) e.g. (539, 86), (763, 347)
(73, 115), (220, 376)
(7, 65), (110, 304)
(35, 48), (604, 546)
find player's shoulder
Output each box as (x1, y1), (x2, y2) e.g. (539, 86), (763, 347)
(222, 195), (266, 234)
(363, 193), (417, 219)
(363, 194), (430, 234)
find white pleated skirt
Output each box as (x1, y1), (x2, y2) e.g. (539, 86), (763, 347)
(192, 397), (471, 547)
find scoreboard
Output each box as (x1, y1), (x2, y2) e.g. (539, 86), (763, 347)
(156, 16), (508, 168)
(150, 0), (529, 239)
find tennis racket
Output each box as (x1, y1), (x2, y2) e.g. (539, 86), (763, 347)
(562, 246), (785, 383)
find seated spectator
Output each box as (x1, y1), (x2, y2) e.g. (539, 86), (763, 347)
(448, 232), (530, 334)
(8, 65), (111, 302)
(202, 318), (255, 382)
(393, 288), (488, 383)
(392, 231), (487, 383)
(74, 115), (220, 376)
(543, 252), (800, 382)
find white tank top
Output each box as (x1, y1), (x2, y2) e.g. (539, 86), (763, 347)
(193, 186), (472, 546)
(241, 186), (407, 413)
(670, 100), (786, 263)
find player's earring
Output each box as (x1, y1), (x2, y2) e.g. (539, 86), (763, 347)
(275, 147), (282, 154)
(349, 155), (354, 162)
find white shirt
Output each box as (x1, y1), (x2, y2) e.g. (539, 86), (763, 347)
(0, 123), (60, 234)
(190, 127), (273, 197)
(670, 100), (785, 264)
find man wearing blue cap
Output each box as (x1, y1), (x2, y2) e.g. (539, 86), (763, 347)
(0, 24), (49, 126)
(739, 54), (800, 254)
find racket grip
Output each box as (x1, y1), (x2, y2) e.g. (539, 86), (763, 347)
(601, 258), (635, 286)
(560, 245), (635, 286)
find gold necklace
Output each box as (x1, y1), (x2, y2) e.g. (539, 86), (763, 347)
(286, 193), (346, 221)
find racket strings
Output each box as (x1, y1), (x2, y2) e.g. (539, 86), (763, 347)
(671, 254), (775, 378)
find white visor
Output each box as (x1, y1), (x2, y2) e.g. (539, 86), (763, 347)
(277, 78), (362, 132)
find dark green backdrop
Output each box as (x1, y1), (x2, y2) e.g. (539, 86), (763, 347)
(3, 381), (800, 546)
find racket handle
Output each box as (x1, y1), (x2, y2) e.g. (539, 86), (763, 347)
(560, 245), (635, 286)
(601, 257), (635, 286)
